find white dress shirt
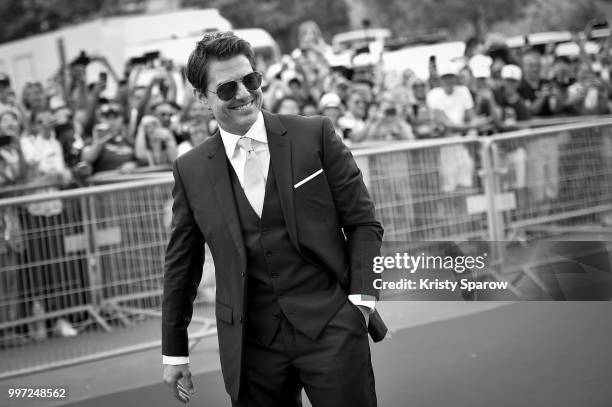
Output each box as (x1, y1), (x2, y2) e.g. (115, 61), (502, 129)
(163, 112), (374, 365)
(220, 112), (270, 187)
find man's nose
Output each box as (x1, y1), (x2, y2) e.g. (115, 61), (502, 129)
(234, 81), (251, 100)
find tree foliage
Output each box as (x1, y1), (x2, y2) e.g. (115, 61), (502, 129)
(182, 0), (351, 51)
(358, 0), (530, 41)
(522, 0), (605, 32)
(0, 0), (146, 44)
(0, 0), (609, 49)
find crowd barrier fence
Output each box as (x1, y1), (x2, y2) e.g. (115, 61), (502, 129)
(482, 119), (612, 296)
(1, 118), (612, 378)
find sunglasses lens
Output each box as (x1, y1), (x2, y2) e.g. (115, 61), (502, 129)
(244, 72), (262, 91)
(215, 72), (262, 101)
(217, 82), (238, 101)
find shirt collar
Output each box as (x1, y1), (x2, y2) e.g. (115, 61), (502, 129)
(219, 111), (267, 158)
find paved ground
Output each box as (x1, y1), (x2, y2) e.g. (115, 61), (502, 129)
(2, 301), (611, 407)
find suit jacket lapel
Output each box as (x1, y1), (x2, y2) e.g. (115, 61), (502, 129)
(263, 111), (300, 252)
(205, 131), (246, 263)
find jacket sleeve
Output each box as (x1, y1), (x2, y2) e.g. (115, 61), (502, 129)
(162, 159), (205, 357)
(320, 117), (384, 299)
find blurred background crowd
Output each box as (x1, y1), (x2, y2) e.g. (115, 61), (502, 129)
(1, 0), (612, 335)
(1, 0), (611, 195)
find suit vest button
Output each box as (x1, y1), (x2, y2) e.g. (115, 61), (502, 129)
(239, 316), (243, 323)
(241, 271), (246, 277)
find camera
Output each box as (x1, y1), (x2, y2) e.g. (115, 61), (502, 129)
(71, 51), (91, 67)
(0, 135), (13, 147)
(384, 107), (397, 117)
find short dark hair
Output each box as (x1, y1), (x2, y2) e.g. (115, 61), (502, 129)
(272, 95), (300, 114)
(186, 31), (256, 93)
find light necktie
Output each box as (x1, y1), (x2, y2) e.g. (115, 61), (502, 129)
(236, 137), (265, 217)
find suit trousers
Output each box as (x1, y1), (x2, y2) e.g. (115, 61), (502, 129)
(232, 299), (377, 407)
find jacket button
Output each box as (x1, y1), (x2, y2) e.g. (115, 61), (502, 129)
(273, 314), (280, 320)
(241, 271), (246, 277)
(266, 251), (273, 258)
(239, 316), (243, 323)
(261, 228), (268, 235)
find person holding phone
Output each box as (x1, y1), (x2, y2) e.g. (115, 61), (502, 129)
(0, 108), (28, 342)
(134, 115), (178, 166)
(81, 102), (138, 173)
(362, 94), (414, 141)
(0, 108), (27, 186)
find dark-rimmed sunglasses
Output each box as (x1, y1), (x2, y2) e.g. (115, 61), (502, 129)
(207, 72), (262, 101)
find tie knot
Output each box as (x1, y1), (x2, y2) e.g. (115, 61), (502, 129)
(237, 137), (254, 153)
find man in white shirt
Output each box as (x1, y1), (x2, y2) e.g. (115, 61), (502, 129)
(162, 31), (384, 407)
(426, 60), (476, 131)
(425, 61), (476, 192)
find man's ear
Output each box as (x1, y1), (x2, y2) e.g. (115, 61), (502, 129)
(194, 89), (210, 109)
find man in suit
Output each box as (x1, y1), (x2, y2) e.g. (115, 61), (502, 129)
(162, 31), (384, 407)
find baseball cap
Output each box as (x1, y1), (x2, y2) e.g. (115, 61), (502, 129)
(281, 70), (303, 85)
(469, 55), (492, 79)
(437, 60), (461, 77)
(501, 64), (522, 81)
(319, 92), (342, 110)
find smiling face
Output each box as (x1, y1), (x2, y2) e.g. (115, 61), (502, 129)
(198, 55), (262, 136)
(0, 113), (20, 137)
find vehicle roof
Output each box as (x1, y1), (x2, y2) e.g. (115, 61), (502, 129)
(332, 28), (392, 45)
(232, 28), (276, 46)
(506, 31), (572, 48)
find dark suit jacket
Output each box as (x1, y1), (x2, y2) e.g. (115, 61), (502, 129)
(162, 111), (383, 399)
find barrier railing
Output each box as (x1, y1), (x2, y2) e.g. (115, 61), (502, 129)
(354, 136), (488, 242)
(482, 119), (612, 295)
(0, 177), (216, 379)
(2, 117), (612, 378)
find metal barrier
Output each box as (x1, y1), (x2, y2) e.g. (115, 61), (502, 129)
(482, 119), (612, 295)
(0, 177), (216, 379)
(484, 119), (612, 238)
(354, 136), (489, 242)
(1, 118), (612, 378)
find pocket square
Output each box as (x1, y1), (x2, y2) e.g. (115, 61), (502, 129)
(294, 169), (323, 189)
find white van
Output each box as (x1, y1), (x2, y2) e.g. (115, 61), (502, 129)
(0, 9), (232, 92)
(233, 28), (282, 68)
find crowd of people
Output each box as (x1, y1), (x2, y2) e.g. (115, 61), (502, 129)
(1, 20), (612, 341)
(0, 22), (610, 193)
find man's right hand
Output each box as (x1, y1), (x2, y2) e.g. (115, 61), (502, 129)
(163, 363), (195, 403)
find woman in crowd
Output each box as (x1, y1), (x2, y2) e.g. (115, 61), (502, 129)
(338, 90), (369, 141)
(567, 61), (611, 115)
(318, 92), (345, 140)
(20, 109), (77, 339)
(0, 108), (27, 188)
(363, 93), (414, 142)
(272, 95), (301, 115)
(21, 82), (49, 125)
(0, 108), (28, 343)
(175, 101), (215, 156)
(134, 115), (178, 166)
(406, 79), (438, 138)
(81, 102), (139, 173)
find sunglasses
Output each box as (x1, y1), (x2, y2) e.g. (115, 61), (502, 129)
(102, 109), (121, 115)
(100, 105), (122, 115)
(207, 72), (262, 101)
